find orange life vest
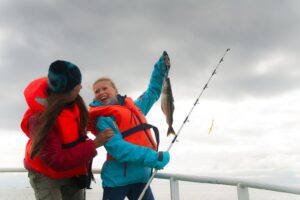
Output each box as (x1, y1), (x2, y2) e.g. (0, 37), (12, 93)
(21, 77), (88, 179)
(89, 97), (159, 160)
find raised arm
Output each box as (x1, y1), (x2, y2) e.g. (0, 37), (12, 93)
(134, 51), (169, 115)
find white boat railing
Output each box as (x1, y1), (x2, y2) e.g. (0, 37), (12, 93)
(154, 172), (300, 200)
(1, 168), (300, 200)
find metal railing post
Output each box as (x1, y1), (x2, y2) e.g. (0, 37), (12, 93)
(237, 183), (249, 200)
(170, 177), (180, 200)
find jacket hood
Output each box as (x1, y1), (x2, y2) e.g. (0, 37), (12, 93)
(21, 77), (49, 137)
(24, 77), (48, 111)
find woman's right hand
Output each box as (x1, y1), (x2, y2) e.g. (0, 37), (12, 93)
(93, 128), (114, 148)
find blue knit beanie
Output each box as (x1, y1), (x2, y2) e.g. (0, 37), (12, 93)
(48, 60), (82, 93)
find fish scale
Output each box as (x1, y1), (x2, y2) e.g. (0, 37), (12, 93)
(161, 52), (176, 136)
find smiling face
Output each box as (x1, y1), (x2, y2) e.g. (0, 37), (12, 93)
(93, 79), (118, 104)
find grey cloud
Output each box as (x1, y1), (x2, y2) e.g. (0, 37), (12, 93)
(1, 0), (300, 130)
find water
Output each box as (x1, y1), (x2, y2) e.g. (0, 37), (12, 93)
(1, 173), (300, 200)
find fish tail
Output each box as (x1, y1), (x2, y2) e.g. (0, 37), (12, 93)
(167, 126), (176, 136)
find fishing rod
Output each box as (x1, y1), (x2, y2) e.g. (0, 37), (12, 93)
(138, 48), (231, 200)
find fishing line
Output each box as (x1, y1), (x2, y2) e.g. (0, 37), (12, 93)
(138, 48), (231, 200)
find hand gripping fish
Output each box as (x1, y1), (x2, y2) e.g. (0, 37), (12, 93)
(161, 51), (176, 136)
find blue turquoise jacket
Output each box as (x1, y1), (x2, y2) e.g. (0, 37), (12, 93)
(89, 52), (167, 187)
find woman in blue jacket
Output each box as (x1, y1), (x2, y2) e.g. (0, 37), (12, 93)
(89, 51), (171, 200)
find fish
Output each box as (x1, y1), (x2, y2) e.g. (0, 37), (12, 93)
(161, 75), (176, 136)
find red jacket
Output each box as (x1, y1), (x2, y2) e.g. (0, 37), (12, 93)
(21, 77), (97, 179)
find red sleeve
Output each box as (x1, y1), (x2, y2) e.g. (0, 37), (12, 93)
(39, 129), (97, 171)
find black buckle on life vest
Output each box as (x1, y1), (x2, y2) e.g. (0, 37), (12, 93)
(121, 123), (160, 150)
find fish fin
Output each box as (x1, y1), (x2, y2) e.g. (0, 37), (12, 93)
(167, 126), (176, 136)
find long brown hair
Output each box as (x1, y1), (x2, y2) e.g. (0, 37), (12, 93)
(30, 89), (89, 159)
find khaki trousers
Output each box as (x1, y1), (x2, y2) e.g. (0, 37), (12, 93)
(28, 170), (85, 200)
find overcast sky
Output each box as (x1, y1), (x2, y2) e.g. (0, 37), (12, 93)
(1, 0), (300, 186)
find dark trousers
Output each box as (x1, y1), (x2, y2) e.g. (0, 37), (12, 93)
(103, 183), (155, 200)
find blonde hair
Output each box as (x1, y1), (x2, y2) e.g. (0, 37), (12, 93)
(93, 77), (118, 93)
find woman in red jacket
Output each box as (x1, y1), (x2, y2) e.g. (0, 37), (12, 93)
(21, 60), (113, 200)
